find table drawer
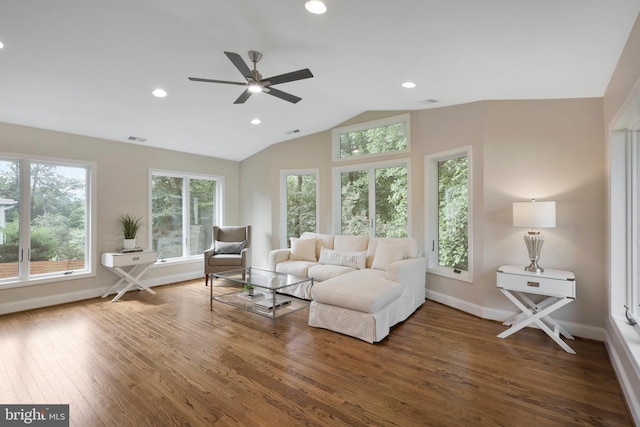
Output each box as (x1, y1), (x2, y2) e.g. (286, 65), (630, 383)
(102, 251), (157, 267)
(497, 272), (575, 298)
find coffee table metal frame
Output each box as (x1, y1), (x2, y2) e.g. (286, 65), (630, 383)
(211, 267), (313, 333)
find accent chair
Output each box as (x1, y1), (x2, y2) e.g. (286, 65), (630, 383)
(204, 225), (251, 286)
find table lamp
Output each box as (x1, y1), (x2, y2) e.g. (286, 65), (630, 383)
(512, 199), (556, 273)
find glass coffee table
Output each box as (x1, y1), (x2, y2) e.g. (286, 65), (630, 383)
(211, 267), (313, 333)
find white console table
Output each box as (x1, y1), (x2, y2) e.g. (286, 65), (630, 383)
(101, 251), (157, 302)
(496, 265), (576, 354)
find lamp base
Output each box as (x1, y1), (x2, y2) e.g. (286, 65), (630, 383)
(523, 232), (545, 273)
(524, 261), (544, 273)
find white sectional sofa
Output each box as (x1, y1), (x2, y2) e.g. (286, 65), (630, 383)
(268, 232), (426, 343)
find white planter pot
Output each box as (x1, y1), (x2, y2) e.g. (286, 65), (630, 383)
(123, 238), (136, 249)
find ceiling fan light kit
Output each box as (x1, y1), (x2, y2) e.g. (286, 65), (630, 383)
(305, 1), (327, 14)
(188, 50), (313, 104)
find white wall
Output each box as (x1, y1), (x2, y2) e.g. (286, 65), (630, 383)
(0, 122), (240, 313)
(240, 98), (607, 333)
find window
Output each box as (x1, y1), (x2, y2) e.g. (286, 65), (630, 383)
(280, 169), (318, 247)
(332, 113), (410, 160)
(333, 160), (409, 237)
(150, 170), (222, 261)
(613, 130), (640, 332)
(0, 155), (94, 285)
(425, 146), (473, 282)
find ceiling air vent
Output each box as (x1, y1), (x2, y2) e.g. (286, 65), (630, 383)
(286, 129), (301, 135)
(127, 136), (147, 143)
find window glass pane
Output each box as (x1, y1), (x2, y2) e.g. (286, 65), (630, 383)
(0, 160), (20, 279)
(152, 175), (184, 260)
(285, 174), (317, 244)
(189, 178), (215, 256)
(341, 170), (369, 235)
(437, 156), (468, 271)
(375, 166), (408, 238)
(29, 163), (87, 276)
(339, 121), (407, 159)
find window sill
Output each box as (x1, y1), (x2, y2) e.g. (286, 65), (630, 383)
(153, 257), (201, 267)
(0, 270), (95, 290)
(610, 314), (640, 377)
(427, 266), (473, 283)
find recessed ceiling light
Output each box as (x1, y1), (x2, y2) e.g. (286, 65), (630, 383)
(0, 41), (4, 49)
(251, 118), (261, 125)
(402, 82), (416, 88)
(305, 1), (327, 14)
(152, 88), (167, 98)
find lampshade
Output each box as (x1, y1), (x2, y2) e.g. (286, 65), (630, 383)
(512, 201), (556, 228)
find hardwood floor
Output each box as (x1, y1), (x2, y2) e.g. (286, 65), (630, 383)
(0, 279), (632, 426)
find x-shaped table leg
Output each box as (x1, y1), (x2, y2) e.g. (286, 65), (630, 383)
(497, 289), (576, 354)
(101, 264), (156, 303)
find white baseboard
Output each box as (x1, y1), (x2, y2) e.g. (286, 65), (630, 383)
(0, 271), (203, 315)
(426, 289), (606, 342)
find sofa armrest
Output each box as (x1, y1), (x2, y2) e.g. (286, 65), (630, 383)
(387, 257), (427, 287)
(269, 249), (292, 271)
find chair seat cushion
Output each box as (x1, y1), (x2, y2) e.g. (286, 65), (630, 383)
(311, 269), (403, 313)
(208, 254), (243, 266)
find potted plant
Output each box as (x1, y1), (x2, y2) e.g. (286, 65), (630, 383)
(243, 283), (255, 296)
(119, 214), (142, 249)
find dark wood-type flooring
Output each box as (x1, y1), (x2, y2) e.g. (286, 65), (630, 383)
(0, 279), (633, 426)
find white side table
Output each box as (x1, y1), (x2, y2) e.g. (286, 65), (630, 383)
(101, 251), (157, 302)
(496, 264), (576, 354)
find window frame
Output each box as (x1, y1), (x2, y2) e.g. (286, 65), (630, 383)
(149, 169), (224, 263)
(331, 158), (411, 237)
(331, 113), (411, 162)
(0, 152), (96, 289)
(424, 146), (473, 283)
(279, 169), (319, 248)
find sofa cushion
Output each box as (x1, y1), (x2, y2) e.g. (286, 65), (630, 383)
(334, 235), (369, 252)
(308, 264), (357, 282)
(366, 238), (418, 268)
(290, 237), (317, 261)
(371, 240), (406, 270)
(318, 247), (366, 269)
(311, 269), (403, 313)
(275, 260), (317, 277)
(301, 232), (335, 259)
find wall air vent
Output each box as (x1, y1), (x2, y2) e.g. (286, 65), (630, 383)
(127, 136), (147, 143)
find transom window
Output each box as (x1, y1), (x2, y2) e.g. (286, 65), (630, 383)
(332, 113), (410, 160)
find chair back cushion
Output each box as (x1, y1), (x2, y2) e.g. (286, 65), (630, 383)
(214, 226), (250, 246)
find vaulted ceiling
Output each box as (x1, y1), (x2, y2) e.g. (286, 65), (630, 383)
(0, 1), (638, 161)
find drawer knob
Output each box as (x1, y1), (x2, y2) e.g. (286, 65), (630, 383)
(527, 281), (540, 287)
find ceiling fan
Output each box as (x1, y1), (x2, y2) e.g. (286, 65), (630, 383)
(188, 51), (314, 104)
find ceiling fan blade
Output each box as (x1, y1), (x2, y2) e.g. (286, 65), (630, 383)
(264, 87), (302, 104)
(263, 69), (313, 86)
(233, 89), (253, 104)
(188, 77), (247, 86)
(224, 51), (253, 80)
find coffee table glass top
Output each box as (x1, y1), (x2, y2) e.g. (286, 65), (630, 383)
(210, 267), (313, 334)
(212, 267), (310, 291)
